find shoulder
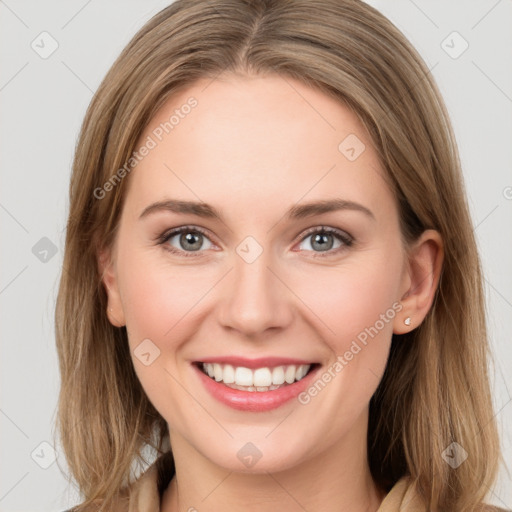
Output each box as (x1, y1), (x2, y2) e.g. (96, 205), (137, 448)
(59, 496), (128, 512)
(378, 477), (424, 511)
(378, 477), (511, 512)
(60, 454), (171, 512)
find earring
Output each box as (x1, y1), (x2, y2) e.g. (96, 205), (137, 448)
(404, 317), (411, 326)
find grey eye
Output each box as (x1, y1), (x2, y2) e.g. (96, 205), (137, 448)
(168, 230), (213, 252)
(299, 231), (344, 252)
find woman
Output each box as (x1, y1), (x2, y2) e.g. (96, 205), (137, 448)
(55, 0), (508, 510)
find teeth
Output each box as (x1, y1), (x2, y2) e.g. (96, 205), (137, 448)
(235, 367), (253, 386)
(284, 365), (296, 384)
(271, 366), (285, 385)
(253, 368), (272, 387)
(223, 364), (235, 384)
(201, 362), (311, 389)
(296, 365), (307, 380)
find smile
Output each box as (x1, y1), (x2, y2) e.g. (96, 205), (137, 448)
(200, 362), (312, 391)
(193, 358), (320, 412)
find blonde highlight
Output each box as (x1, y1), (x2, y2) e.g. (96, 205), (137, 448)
(54, 1), (504, 510)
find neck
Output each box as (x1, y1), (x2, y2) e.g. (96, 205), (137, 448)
(162, 411), (385, 512)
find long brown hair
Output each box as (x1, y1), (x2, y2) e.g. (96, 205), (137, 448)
(54, 1), (504, 510)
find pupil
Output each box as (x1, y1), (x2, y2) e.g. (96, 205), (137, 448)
(181, 232), (202, 251)
(312, 233), (333, 251)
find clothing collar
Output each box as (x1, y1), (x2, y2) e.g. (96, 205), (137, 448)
(125, 452), (424, 512)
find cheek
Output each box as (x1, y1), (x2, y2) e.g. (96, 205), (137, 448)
(118, 247), (212, 344)
(290, 251), (402, 361)
(251, 253), (402, 451)
(288, 255), (402, 433)
(116, 248), (215, 421)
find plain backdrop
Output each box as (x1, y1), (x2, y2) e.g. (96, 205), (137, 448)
(0, 1), (511, 510)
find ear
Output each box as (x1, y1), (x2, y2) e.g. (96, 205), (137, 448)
(393, 229), (444, 334)
(97, 246), (126, 327)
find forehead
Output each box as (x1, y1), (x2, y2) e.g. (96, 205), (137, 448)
(123, 73), (394, 223)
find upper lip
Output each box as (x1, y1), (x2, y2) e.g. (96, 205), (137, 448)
(195, 356), (317, 369)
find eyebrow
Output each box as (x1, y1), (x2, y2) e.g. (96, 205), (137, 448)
(139, 198), (375, 222)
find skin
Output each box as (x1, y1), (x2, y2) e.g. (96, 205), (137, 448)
(99, 73), (443, 512)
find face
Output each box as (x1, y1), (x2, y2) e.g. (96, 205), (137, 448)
(102, 73), (412, 473)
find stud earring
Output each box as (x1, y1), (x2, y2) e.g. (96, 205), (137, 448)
(404, 317), (411, 326)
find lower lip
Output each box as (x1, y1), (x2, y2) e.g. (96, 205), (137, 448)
(193, 364), (320, 412)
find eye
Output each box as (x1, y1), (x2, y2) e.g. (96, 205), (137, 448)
(157, 225), (353, 258)
(158, 226), (214, 256)
(296, 226), (353, 256)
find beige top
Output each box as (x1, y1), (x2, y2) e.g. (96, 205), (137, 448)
(72, 451), (510, 512)
(87, 451), (506, 512)
(118, 452), (426, 512)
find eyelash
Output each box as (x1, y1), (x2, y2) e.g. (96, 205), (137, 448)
(157, 225), (354, 258)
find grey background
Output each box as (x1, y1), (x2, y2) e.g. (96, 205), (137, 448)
(0, 1), (511, 510)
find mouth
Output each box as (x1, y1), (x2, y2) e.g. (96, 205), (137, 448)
(196, 361), (315, 392)
(192, 358), (321, 412)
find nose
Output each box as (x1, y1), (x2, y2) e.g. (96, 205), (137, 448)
(217, 248), (294, 337)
